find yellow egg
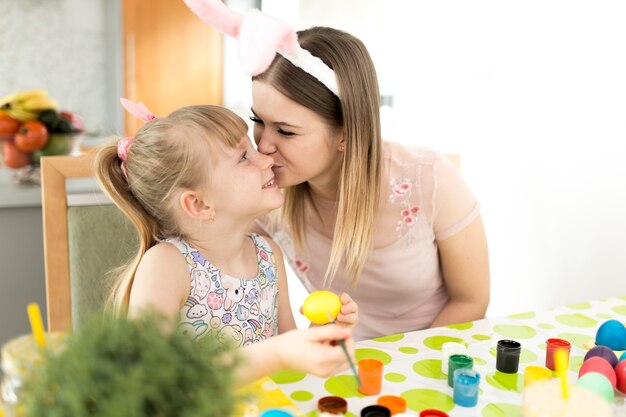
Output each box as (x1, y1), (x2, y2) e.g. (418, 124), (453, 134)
(302, 290), (342, 325)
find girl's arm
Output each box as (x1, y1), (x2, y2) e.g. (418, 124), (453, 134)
(429, 215), (490, 328)
(233, 324), (355, 387)
(127, 243), (191, 318)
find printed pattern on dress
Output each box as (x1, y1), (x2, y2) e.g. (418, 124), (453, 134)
(170, 234), (279, 348)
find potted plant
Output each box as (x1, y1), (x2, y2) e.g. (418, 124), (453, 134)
(20, 312), (239, 417)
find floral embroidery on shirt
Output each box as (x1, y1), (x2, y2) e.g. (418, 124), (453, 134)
(389, 178), (421, 245)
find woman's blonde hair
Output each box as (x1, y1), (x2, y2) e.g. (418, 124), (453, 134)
(95, 105), (248, 313)
(254, 27), (382, 285)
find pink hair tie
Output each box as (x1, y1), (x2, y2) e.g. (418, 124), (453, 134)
(117, 98), (158, 179)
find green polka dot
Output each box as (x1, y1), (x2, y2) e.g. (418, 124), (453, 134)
(269, 370), (307, 384)
(472, 334), (491, 341)
(324, 375), (362, 398)
(446, 321), (473, 330)
(489, 347), (537, 363)
(569, 355), (584, 372)
(385, 372), (407, 382)
(486, 371), (524, 393)
(612, 305), (626, 316)
(555, 314), (597, 328)
(507, 311), (535, 319)
(355, 348), (392, 365)
(482, 403), (522, 417)
(537, 343), (546, 350)
(372, 333), (405, 342)
(493, 324), (536, 339)
(401, 388), (454, 412)
(423, 336), (466, 351)
(399, 347), (419, 354)
(473, 357), (487, 366)
(537, 323), (555, 330)
(557, 333), (593, 349)
(618, 296), (626, 301)
(290, 390), (314, 401)
(597, 313), (613, 319)
(412, 359), (447, 380)
(346, 413), (357, 417)
(568, 302), (592, 310)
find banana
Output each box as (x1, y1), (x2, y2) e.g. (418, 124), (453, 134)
(0, 89), (57, 121)
(22, 95), (57, 112)
(2, 106), (39, 122)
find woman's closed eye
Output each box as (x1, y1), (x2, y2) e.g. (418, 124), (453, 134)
(277, 128), (295, 137)
(249, 115), (263, 125)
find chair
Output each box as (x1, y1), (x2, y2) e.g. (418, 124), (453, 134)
(41, 153), (138, 332)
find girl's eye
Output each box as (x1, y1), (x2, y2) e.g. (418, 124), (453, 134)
(249, 116), (263, 124)
(239, 151), (248, 162)
(278, 129), (295, 137)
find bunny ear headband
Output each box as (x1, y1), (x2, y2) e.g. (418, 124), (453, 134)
(117, 98), (157, 179)
(182, 0), (340, 97)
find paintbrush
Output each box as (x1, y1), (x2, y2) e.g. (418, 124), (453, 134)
(328, 312), (361, 387)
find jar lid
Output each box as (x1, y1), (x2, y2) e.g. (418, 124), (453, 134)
(376, 395), (407, 415)
(318, 396), (348, 414)
(361, 405), (391, 417)
(419, 410), (449, 417)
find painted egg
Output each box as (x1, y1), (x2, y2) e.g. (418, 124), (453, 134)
(302, 290), (342, 325)
(595, 319), (626, 351)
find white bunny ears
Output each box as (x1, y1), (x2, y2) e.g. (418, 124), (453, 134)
(183, 0), (340, 97)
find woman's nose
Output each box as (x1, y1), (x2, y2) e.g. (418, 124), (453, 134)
(255, 129), (276, 155)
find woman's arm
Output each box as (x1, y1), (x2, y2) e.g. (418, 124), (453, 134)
(429, 215), (490, 328)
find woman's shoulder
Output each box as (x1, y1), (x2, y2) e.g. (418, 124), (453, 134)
(383, 141), (445, 169)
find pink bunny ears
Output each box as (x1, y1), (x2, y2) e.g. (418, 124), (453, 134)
(182, 0), (339, 97)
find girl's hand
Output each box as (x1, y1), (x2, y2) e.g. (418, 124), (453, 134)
(277, 325), (355, 377)
(335, 293), (358, 328)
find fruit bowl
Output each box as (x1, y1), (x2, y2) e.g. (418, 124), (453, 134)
(1, 89), (84, 184)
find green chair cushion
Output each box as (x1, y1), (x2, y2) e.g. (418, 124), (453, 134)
(67, 204), (138, 327)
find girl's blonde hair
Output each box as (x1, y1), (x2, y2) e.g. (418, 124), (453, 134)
(254, 27), (382, 285)
(95, 105), (248, 313)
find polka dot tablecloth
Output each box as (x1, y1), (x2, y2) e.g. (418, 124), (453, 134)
(260, 296), (626, 416)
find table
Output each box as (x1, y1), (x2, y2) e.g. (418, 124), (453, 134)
(250, 296), (626, 416)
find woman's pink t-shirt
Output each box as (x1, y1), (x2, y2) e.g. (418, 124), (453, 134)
(255, 142), (480, 340)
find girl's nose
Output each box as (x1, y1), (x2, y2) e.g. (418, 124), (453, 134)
(253, 149), (274, 170)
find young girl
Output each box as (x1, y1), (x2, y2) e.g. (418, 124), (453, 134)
(95, 100), (358, 386)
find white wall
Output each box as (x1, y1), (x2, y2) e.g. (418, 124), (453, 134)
(226, 0), (626, 321)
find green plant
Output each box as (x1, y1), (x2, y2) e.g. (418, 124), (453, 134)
(21, 312), (239, 417)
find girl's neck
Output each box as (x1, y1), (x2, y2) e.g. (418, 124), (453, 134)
(185, 221), (257, 278)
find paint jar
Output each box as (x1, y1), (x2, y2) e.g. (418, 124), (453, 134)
(453, 368), (480, 407)
(317, 396), (348, 414)
(358, 359), (383, 395)
(496, 339), (521, 373)
(377, 395), (406, 415)
(545, 338), (571, 371)
(523, 365), (552, 388)
(360, 405), (391, 417)
(419, 410), (449, 417)
(440, 342), (467, 375)
(447, 354), (473, 387)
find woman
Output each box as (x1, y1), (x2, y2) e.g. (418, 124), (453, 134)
(250, 27), (489, 340)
